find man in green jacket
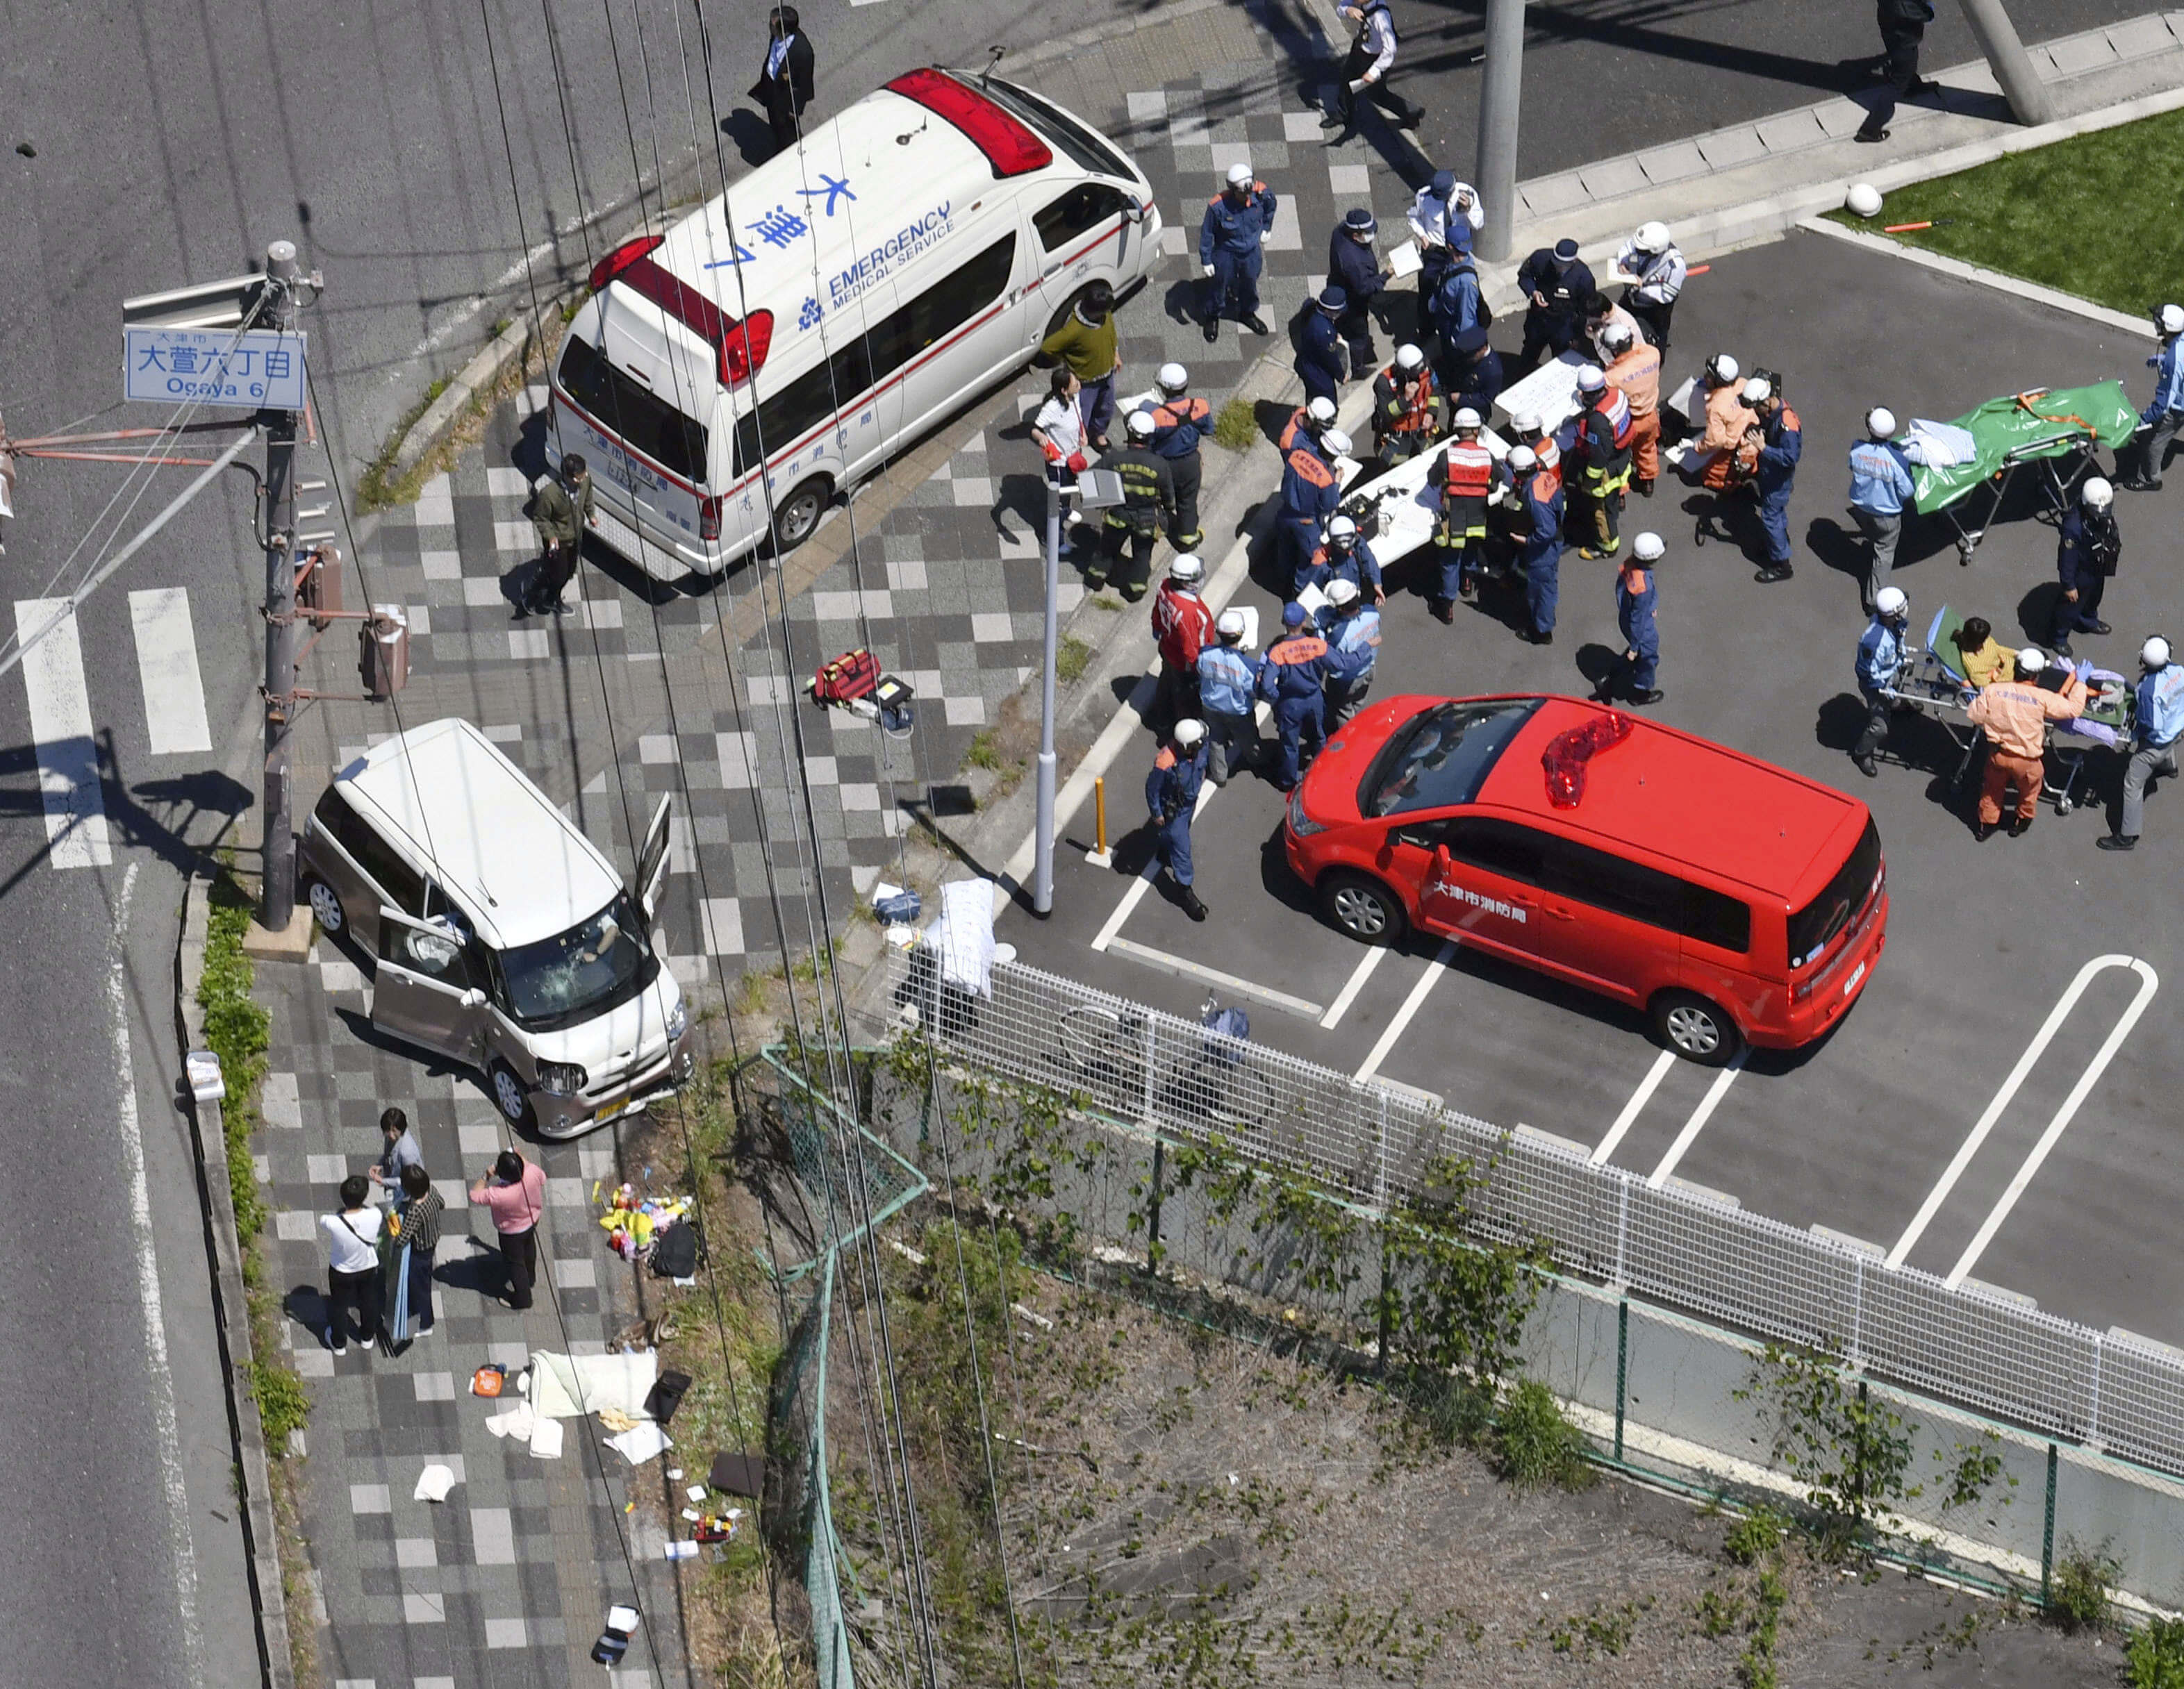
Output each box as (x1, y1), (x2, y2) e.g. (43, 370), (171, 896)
(529, 454), (595, 615)
(1039, 283), (1122, 451)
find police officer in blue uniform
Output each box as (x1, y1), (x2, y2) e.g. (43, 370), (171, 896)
(1596, 531), (1664, 705)
(1298, 286), (1350, 410)
(1318, 577), (1382, 726)
(1446, 324), (1503, 419)
(1279, 426), (1351, 588)
(1256, 602), (1337, 790)
(1327, 208), (1389, 374)
(2051, 476), (2119, 658)
(1200, 163), (1278, 344)
(1514, 238), (1594, 376)
(1146, 718), (1211, 919)
(2099, 636), (2184, 850)
(1195, 610), (1261, 785)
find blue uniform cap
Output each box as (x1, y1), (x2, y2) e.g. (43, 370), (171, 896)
(1553, 238), (1580, 262)
(1431, 169), (1456, 198)
(1318, 285), (1348, 312)
(1282, 601), (1307, 627)
(1453, 325), (1489, 353)
(1343, 208), (1376, 234)
(1447, 215), (1474, 254)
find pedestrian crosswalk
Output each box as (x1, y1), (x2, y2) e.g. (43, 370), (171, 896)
(127, 588), (213, 756)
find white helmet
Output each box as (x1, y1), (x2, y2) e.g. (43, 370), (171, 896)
(1866, 407), (1896, 438)
(1225, 163), (1254, 188)
(1173, 717), (1207, 747)
(1874, 586), (1908, 618)
(1168, 552), (1204, 583)
(1326, 578), (1361, 608)
(1326, 514), (1358, 542)
(1632, 221), (1671, 253)
(1216, 608), (1246, 638)
(1632, 532), (1664, 562)
(1453, 406), (1483, 431)
(1846, 182), (1884, 219)
(2017, 647), (2048, 675)
(1157, 362), (1189, 394)
(1307, 395), (1338, 424)
(1706, 353), (1739, 385)
(2083, 476), (2115, 510)
(1507, 444), (1538, 472)
(1600, 323), (1634, 355)
(1126, 408), (1156, 439)
(1322, 429), (1353, 458)
(1510, 407), (1542, 436)
(1395, 343), (1426, 372)
(2144, 636), (2172, 669)
(1741, 376), (1773, 405)
(2158, 303), (2184, 336)
(1576, 363), (1607, 393)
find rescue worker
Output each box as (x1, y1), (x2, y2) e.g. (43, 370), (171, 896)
(1612, 222), (1687, 349)
(1507, 443), (1566, 645)
(1296, 513), (1384, 603)
(1673, 354), (1746, 485)
(528, 454), (595, 615)
(1318, 577), (1382, 726)
(1508, 405), (1560, 476)
(1597, 531), (1665, 706)
(1424, 242), (1487, 372)
(2052, 476), (2119, 657)
(1145, 717), (1210, 920)
(1298, 285), (1350, 410)
(1326, 0), (1427, 139)
(1744, 374), (1803, 585)
(1514, 238), (1593, 376)
(1572, 364), (1635, 560)
(1278, 425), (1350, 588)
(1967, 649), (2085, 840)
(1327, 208), (1390, 374)
(1096, 408), (1175, 600)
(1847, 406), (1915, 613)
(1149, 363), (1211, 549)
(2100, 636), (2184, 850)
(1851, 586), (1910, 777)
(1582, 291), (1646, 367)
(1279, 393), (1338, 455)
(1372, 343), (1441, 464)
(1428, 407), (1494, 619)
(1196, 610), (1261, 785)
(2120, 303), (2184, 491)
(1599, 321), (1662, 497)
(1199, 164), (1278, 343)
(1151, 552), (1215, 722)
(1257, 601), (1337, 790)
(1039, 282), (1121, 449)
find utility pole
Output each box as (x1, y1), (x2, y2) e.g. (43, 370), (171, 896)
(259, 240), (304, 934)
(1032, 480), (1061, 915)
(1955, 0), (2054, 128)
(1473, 0), (1525, 265)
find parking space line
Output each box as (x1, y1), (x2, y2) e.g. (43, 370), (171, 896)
(1645, 1057), (1744, 1188)
(1318, 945), (1388, 1029)
(1592, 1048), (1678, 1165)
(1102, 936), (1324, 1021)
(1355, 940), (1457, 1083)
(1089, 783), (1219, 954)
(1887, 954), (2158, 1271)
(1945, 957), (2159, 1288)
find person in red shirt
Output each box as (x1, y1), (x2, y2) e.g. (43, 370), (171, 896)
(1150, 553), (1215, 722)
(469, 1148), (548, 1311)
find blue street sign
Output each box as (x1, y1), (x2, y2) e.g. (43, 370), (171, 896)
(124, 327), (308, 408)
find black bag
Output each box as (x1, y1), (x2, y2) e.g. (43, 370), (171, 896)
(645, 1369), (693, 1425)
(651, 1217), (700, 1279)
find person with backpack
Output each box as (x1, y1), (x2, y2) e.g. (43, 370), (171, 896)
(320, 1174), (384, 1354)
(470, 1149), (547, 1311)
(1425, 247), (1487, 386)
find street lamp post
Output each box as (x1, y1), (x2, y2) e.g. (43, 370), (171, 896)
(1032, 467), (1121, 915)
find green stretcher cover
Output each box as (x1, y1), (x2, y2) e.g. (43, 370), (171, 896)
(1912, 381), (2138, 514)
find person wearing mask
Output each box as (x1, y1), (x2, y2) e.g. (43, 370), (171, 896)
(1428, 407), (1494, 618)
(1324, 0), (1427, 141)
(1967, 648), (2085, 839)
(1571, 364), (1635, 560)
(1327, 209), (1391, 375)
(749, 6), (816, 159)
(1407, 173), (1482, 301)
(368, 1105), (422, 1199)
(1031, 367), (1089, 550)
(1507, 444), (1566, 646)
(1425, 246), (1488, 375)
(2051, 476), (2119, 658)
(1514, 238), (1593, 375)
(1953, 615), (2012, 688)
(1848, 407), (1917, 613)
(1279, 394), (1338, 456)
(1855, 0), (1939, 144)
(1507, 406), (1560, 477)
(2100, 637), (2184, 850)
(1744, 374), (1803, 585)
(1152, 553), (1216, 722)
(1196, 610), (1261, 785)
(1599, 321), (1662, 497)
(1148, 364), (1212, 549)
(1597, 532), (1665, 705)
(1612, 222), (1687, 349)
(320, 1174), (384, 1355)
(527, 454), (594, 615)
(1039, 282), (1121, 450)
(394, 1164), (444, 1342)
(1278, 425), (1350, 588)
(1371, 342), (1443, 465)
(1145, 719), (1211, 921)
(1582, 291), (1646, 368)
(1096, 408), (1177, 601)
(1257, 602), (1337, 790)
(1445, 324), (1504, 422)
(2120, 303), (2184, 491)
(1851, 587), (1911, 777)
(1673, 354), (1749, 490)
(1318, 578), (1382, 726)
(469, 1149), (547, 1311)
(1199, 164), (1278, 343)
(1295, 514), (1383, 603)
(1298, 285), (1350, 410)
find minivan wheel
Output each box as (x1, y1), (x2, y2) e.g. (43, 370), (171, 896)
(489, 1062), (534, 1128)
(1318, 871), (1409, 947)
(771, 476), (831, 554)
(1652, 990), (1744, 1067)
(304, 876), (345, 935)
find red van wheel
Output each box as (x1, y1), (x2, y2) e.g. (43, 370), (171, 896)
(1318, 871), (1409, 947)
(1652, 990), (1744, 1067)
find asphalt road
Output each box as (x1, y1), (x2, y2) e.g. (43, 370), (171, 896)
(1001, 228), (2184, 1353)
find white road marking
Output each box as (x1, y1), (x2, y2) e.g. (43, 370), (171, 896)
(1318, 943), (1389, 1029)
(1945, 957), (2159, 1288)
(14, 597), (111, 867)
(127, 588), (213, 756)
(1646, 1057), (1744, 1188)
(1592, 1047), (1677, 1165)
(1355, 940), (1457, 1083)
(1102, 937), (1324, 1020)
(1887, 954), (2156, 1270)
(1089, 778), (1218, 953)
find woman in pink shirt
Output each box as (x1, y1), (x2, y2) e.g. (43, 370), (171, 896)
(468, 1149), (547, 1309)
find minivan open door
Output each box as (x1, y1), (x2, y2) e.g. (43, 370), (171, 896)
(372, 908), (486, 1063)
(635, 794), (672, 920)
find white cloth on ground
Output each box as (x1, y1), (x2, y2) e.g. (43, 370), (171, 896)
(925, 878), (998, 997)
(523, 1349), (659, 1420)
(607, 1422), (675, 1466)
(1904, 419), (1976, 468)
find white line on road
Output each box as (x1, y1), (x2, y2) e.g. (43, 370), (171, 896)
(1355, 940), (1457, 1083)
(1593, 1047), (1678, 1165)
(1646, 1057), (1745, 1188)
(1090, 778), (1220, 953)
(1102, 936), (1324, 1020)
(127, 588), (213, 756)
(1318, 944), (1389, 1029)
(14, 597), (111, 868)
(1946, 957), (2159, 1287)
(1887, 954), (2156, 1270)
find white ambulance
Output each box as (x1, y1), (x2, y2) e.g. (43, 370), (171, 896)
(549, 67), (1162, 579)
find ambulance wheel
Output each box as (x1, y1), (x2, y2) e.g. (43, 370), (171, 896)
(1652, 990), (1743, 1067)
(772, 477), (832, 554)
(1319, 871), (1408, 947)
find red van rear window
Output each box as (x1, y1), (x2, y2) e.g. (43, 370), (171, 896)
(886, 69), (1054, 177)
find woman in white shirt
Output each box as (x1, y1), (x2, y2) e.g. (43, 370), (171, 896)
(320, 1174), (384, 1354)
(1031, 366), (1089, 539)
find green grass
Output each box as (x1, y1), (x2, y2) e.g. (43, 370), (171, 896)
(1829, 108), (2184, 318)
(1212, 397), (1259, 452)
(200, 867), (272, 1253)
(1055, 633), (1093, 684)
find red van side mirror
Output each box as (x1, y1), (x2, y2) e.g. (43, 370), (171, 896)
(1433, 844), (1453, 874)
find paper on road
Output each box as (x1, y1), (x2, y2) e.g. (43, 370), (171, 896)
(607, 1422), (675, 1466)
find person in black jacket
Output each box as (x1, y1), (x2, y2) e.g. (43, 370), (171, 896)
(1514, 238), (1594, 376)
(1298, 288), (1350, 410)
(1326, 208), (1391, 374)
(1857, 0), (1937, 144)
(751, 6), (816, 158)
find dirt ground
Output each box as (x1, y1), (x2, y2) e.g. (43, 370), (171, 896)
(826, 1254), (2125, 1689)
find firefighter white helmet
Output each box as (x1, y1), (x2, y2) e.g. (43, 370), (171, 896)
(1157, 363), (1189, 394)
(1168, 552), (1204, 583)
(1173, 717), (1207, 747)
(2083, 476), (2114, 510)
(1866, 407), (1896, 438)
(1453, 406), (1482, 431)
(1874, 586), (1908, 618)
(1632, 532), (1664, 562)
(1507, 445), (1538, 472)
(1307, 395), (1337, 424)
(2144, 636), (2172, 669)
(1395, 343), (1425, 372)
(1322, 429), (1353, 457)
(1326, 578), (1360, 608)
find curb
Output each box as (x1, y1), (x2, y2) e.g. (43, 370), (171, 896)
(176, 870), (297, 1689)
(386, 288), (581, 487)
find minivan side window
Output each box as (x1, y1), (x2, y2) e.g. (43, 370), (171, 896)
(1034, 183), (1129, 252)
(1539, 836), (1753, 954)
(320, 787), (428, 917)
(558, 334), (710, 484)
(1443, 817), (1550, 885)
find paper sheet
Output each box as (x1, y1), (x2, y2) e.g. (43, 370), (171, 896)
(1232, 604), (1261, 650)
(414, 1463), (458, 1503)
(607, 1423), (675, 1466)
(1385, 240), (1421, 279)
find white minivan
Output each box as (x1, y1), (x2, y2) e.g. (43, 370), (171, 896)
(298, 718), (695, 1138)
(549, 66), (1162, 578)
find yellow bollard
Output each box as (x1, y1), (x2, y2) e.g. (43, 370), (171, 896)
(1094, 776), (1109, 857)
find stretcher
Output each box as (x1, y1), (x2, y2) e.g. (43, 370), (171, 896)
(1911, 382), (2138, 565)
(1334, 424), (1512, 566)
